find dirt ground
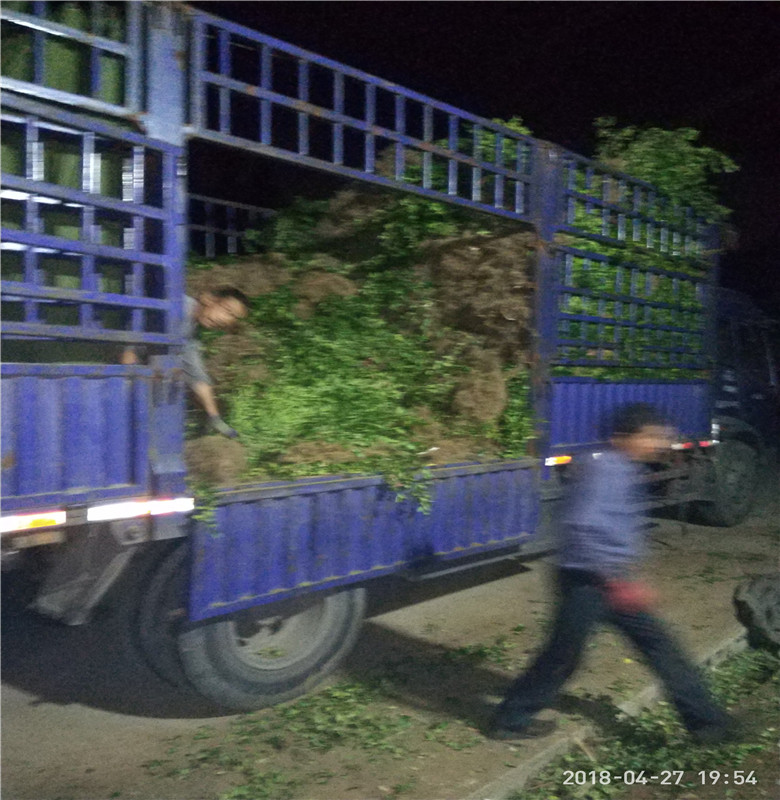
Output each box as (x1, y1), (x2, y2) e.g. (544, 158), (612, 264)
(2, 501), (778, 800)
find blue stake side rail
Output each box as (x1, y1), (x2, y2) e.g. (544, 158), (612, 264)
(1, 93), (185, 345)
(190, 460), (536, 621)
(0, 1), (143, 118)
(1, 2), (537, 220)
(551, 149), (713, 371)
(186, 9), (536, 223)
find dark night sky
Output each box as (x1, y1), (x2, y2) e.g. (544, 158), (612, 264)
(191, 1), (780, 314)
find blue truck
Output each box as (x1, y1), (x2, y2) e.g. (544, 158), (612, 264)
(2, 2), (777, 711)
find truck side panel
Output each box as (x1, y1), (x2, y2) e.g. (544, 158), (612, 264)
(549, 378), (711, 451)
(190, 460), (536, 621)
(1, 364), (154, 511)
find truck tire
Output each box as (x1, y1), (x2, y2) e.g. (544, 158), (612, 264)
(135, 544), (191, 688)
(177, 586), (367, 711)
(696, 439), (759, 527)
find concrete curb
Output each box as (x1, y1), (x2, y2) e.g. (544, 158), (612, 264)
(467, 626), (748, 800)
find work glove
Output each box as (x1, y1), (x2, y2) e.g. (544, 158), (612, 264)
(209, 414), (239, 439)
(604, 579), (658, 614)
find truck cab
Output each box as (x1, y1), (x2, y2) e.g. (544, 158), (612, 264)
(698, 289), (780, 526)
(715, 289), (779, 452)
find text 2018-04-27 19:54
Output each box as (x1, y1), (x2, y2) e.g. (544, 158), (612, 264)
(561, 769), (758, 787)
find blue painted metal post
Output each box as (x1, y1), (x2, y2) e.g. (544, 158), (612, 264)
(130, 5), (188, 497)
(363, 83), (375, 173)
(148, 354), (188, 496)
(143, 4), (186, 145)
(531, 143), (566, 461)
(143, 3), (187, 333)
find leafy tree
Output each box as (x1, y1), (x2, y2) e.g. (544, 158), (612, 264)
(593, 116), (738, 222)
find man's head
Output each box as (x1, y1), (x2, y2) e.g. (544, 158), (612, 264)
(608, 403), (674, 461)
(196, 287), (249, 330)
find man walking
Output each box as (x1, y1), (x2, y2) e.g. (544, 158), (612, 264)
(490, 403), (736, 744)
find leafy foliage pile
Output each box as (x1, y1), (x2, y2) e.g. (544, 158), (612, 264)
(594, 117), (738, 224)
(187, 172), (536, 490)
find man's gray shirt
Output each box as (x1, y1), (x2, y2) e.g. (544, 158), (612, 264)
(556, 450), (645, 580)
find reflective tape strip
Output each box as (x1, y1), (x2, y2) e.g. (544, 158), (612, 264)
(0, 511), (67, 534)
(86, 497), (195, 522)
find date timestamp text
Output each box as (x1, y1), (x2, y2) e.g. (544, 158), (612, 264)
(562, 769), (758, 786)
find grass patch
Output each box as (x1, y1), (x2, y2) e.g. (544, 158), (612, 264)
(220, 770), (298, 800)
(263, 683), (414, 754)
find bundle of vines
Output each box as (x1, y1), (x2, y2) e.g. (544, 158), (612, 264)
(184, 184), (538, 487)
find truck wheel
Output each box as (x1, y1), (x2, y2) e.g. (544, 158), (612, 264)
(135, 544), (191, 688)
(696, 439), (758, 527)
(178, 586), (367, 711)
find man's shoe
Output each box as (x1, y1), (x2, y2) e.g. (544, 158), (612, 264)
(486, 718), (557, 741)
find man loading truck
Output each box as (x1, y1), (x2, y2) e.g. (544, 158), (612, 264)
(122, 287), (249, 439)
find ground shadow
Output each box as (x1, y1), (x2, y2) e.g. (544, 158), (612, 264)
(3, 552), (632, 735)
(1, 572), (224, 719)
(2, 576), (632, 735)
(555, 692), (626, 734)
(342, 617), (631, 736)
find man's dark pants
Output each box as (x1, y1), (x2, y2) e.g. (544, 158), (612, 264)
(495, 568), (729, 733)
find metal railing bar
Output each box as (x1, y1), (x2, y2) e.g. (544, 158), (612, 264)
(2, 229), (169, 267)
(0, 78), (134, 118)
(1, 281), (171, 310)
(1, 175), (169, 220)
(0, 321), (179, 346)
(2, 94), (179, 153)
(188, 193), (275, 215)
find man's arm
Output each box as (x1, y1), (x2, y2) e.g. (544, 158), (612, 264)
(191, 380), (219, 417)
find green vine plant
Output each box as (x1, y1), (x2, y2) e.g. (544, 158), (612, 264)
(593, 117), (738, 224)
(188, 479), (220, 529)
